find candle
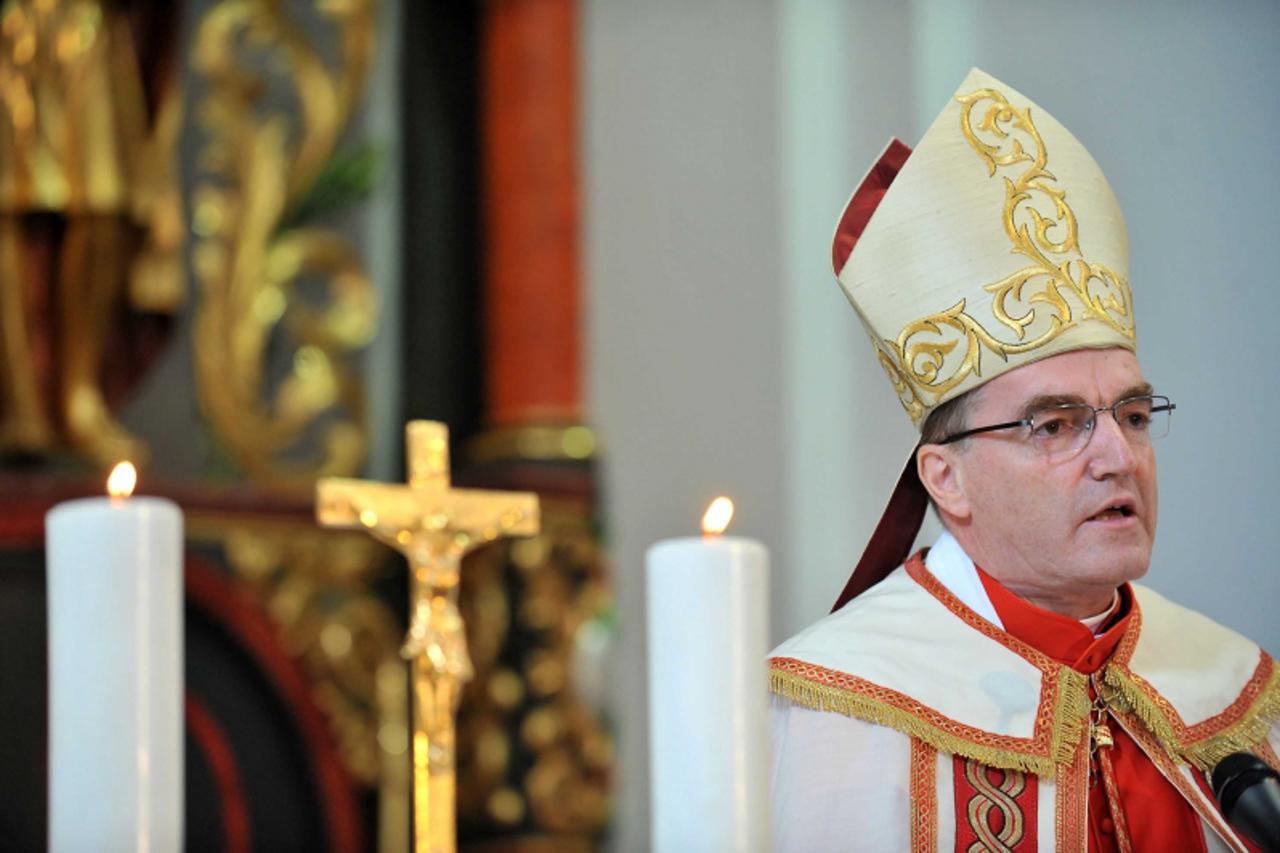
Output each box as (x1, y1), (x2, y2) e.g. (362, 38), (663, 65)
(46, 462), (184, 852)
(646, 497), (770, 852)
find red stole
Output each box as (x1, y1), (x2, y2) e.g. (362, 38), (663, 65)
(976, 567), (1209, 853)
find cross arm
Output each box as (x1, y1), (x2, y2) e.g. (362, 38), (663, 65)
(317, 478), (539, 539)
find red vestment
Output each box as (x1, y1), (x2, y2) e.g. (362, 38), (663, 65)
(978, 568), (1217, 852)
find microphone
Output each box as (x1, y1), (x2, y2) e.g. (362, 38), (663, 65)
(1211, 751), (1280, 853)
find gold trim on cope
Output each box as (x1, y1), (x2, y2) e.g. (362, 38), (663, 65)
(1099, 653), (1280, 772)
(768, 662), (1089, 778)
(962, 759), (1028, 851)
(908, 738), (939, 852)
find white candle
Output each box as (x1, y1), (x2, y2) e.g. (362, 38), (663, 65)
(646, 497), (770, 853)
(46, 463), (184, 853)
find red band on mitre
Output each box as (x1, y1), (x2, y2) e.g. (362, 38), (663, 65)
(831, 449), (929, 612)
(831, 138), (913, 276)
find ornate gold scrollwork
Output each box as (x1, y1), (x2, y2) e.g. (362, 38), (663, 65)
(190, 0), (377, 487)
(457, 495), (613, 842)
(0, 0), (184, 466)
(884, 87), (1136, 422)
(201, 516), (402, 788)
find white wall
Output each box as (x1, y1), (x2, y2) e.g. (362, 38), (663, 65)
(586, 1), (1280, 847)
(584, 3), (783, 850)
(779, 0), (932, 640)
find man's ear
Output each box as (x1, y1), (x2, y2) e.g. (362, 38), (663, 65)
(917, 444), (970, 520)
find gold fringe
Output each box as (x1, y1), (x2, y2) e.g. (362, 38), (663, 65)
(1099, 666), (1185, 763)
(1101, 662), (1280, 772)
(770, 669), (1064, 777)
(1049, 667), (1091, 766)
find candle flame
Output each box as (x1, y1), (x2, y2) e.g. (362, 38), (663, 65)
(701, 496), (734, 536)
(106, 461), (137, 498)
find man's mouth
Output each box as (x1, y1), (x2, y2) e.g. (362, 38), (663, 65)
(1087, 503), (1136, 522)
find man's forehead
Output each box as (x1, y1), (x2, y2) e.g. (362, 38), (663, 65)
(973, 348), (1148, 410)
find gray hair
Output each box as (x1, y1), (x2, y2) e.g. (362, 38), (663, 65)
(919, 387), (979, 448)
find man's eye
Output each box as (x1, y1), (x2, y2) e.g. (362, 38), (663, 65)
(1124, 412), (1151, 429)
(1033, 415), (1072, 437)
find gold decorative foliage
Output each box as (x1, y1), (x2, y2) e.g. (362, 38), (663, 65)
(0, 0), (184, 465)
(457, 494), (613, 842)
(188, 513), (401, 789)
(190, 0), (377, 487)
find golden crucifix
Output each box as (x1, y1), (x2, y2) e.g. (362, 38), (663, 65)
(317, 421), (539, 853)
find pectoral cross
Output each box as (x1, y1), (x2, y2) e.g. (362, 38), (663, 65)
(317, 421), (539, 853)
(1088, 678), (1116, 786)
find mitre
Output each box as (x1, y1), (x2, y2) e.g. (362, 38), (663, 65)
(834, 67), (1136, 429)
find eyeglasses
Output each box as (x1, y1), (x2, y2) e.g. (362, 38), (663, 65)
(936, 395), (1176, 461)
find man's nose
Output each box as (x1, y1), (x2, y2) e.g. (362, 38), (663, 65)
(1086, 410), (1139, 477)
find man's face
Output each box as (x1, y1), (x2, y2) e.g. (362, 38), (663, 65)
(945, 347), (1159, 609)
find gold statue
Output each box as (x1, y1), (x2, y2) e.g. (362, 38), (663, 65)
(0, 0), (183, 466)
(318, 421), (540, 853)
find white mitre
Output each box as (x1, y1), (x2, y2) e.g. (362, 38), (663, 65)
(834, 67), (1136, 429)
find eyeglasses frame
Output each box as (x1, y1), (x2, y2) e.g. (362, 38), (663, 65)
(934, 394), (1177, 449)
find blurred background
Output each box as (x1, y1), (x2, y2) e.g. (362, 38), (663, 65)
(1, 0), (1277, 850)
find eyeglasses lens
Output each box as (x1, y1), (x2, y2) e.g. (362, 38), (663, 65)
(1116, 397), (1171, 440)
(1029, 407), (1094, 456)
(1029, 396), (1171, 458)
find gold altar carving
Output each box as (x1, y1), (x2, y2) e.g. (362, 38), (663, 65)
(457, 496), (613, 842)
(190, 0), (378, 488)
(198, 516), (400, 784)
(0, 0), (183, 466)
(186, 507), (412, 851)
(318, 421), (540, 853)
(452, 423), (613, 848)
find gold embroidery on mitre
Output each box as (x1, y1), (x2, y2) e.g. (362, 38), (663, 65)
(877, 347), (928, 424)
(883, 86), (1136, 424)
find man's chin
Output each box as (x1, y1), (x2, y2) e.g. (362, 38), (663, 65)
(1080, 549), (1151, 588)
